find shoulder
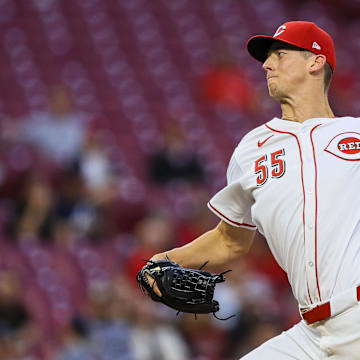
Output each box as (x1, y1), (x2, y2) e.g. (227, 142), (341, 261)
(238, 122), (271, 145)
(337, 116), (360, 120)
(232, 121), (275, 159)
(321, 116), (360, 130)
(226, 121), (274, 181)
(331, 116), (360, 121)
(338, 116), (360, 124)
(328, 116), (360, 123)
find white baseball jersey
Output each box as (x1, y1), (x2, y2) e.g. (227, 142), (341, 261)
(208, 116), (360, 307)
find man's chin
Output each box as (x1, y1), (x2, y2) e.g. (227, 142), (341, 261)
(268, 86), (284, 102)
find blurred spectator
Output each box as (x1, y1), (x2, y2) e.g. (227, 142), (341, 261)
(210, 264), (285, 359)
(130, 298), (190, 360)
(23, 84), (86, 166)
(180, 314), (228, 360)
(0, 270), (29, 338)
(200, 42), (261, 114)
(124, 213), (176, 287)
(55, 277), (135, 360)
(7, 172), (56, 242)
(54, 316), (95, 360)
(3, 84), (87, 168)
(54, 165), (108, 244)
(6, 165), (108, 245)
(148, 123), (205, 186)
(329, 66), (358, 116)
(231, 319), (282, 358)
(78, 131), (114, 205)
(0, 270), (41, 359)
(82, 279), (134, 360)
(176, 189), (219, 246)
(74, 128), (148, 235)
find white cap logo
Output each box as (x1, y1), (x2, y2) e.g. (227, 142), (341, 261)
(312, 42), (321, 50)
(274, 25), (286, 37)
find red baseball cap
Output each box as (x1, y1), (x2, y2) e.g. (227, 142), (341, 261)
(247, 21), (336, 72)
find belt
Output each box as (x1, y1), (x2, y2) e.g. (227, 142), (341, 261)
(300, 285), (360, 325)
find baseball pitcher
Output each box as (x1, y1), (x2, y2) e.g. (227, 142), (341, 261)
(139, 21), (360, 359)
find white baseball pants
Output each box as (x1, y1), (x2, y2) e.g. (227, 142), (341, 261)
(240, 303), (360, 359)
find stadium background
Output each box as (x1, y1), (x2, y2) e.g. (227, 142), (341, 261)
(0, 0), (359, 359)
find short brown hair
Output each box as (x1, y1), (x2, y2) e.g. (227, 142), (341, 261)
(301, 50), (332, 93)
(323, 62), (332, 93)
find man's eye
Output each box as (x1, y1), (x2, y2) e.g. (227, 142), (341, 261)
(278, 51), (286, 56)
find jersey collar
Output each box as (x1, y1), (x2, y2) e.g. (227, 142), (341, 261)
(267, 117), (335, 132)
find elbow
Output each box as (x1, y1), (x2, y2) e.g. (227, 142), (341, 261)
(229, 240), (251, 260)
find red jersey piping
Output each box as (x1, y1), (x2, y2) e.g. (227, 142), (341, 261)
(310, 124), (322, 302)
(208, 202), (256, 228)
(265, 123), (313, 304)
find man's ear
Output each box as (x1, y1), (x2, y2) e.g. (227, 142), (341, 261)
(309, 54), (327, 74)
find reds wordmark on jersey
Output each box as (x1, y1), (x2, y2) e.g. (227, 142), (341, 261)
(208, 116), (360, 307)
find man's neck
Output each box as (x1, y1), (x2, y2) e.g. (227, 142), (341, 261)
(279, 91), (335, 123)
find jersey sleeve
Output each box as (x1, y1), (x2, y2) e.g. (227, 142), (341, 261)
(207, 150), (256, 230)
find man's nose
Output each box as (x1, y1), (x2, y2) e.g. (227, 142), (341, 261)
(263, 55), (275, 72)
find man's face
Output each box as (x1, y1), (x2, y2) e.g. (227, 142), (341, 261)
(263, 42), (311, 101)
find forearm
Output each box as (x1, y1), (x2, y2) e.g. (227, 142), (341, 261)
(152, 221), (255, 270)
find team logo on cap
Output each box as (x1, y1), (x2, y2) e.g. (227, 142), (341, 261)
(274, 25), (286, 37)
(324, 132), (360, 161)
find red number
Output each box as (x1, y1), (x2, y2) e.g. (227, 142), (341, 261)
(271, 149), (286, 178)
(255, 149), (285, 186)
(255, 155), (268, 186)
